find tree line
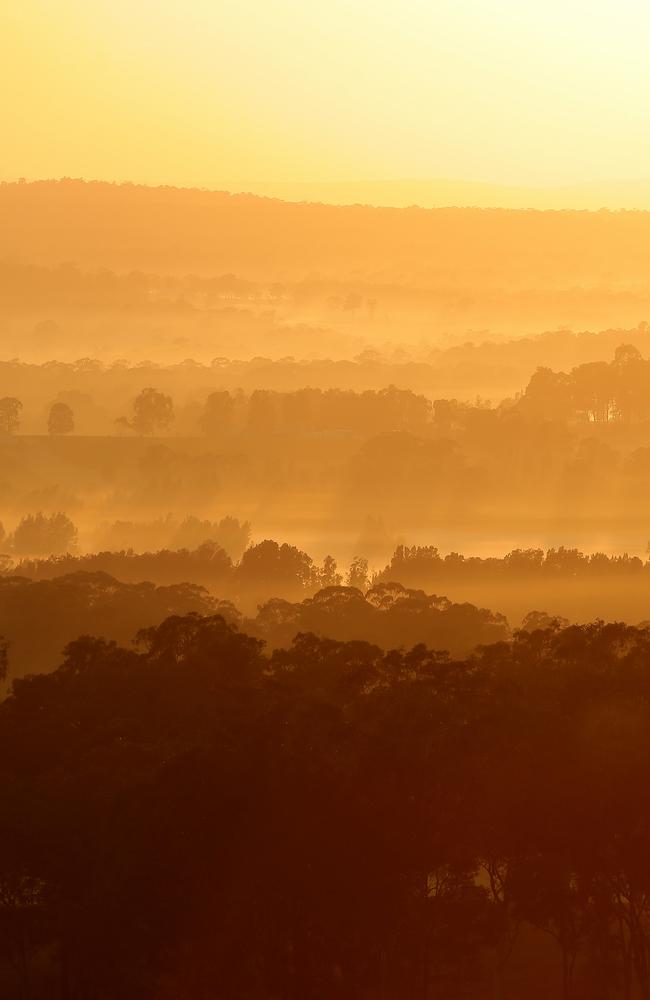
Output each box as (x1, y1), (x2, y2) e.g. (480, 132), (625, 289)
(0, 514), (251, 560)
(0, 570), (510, 680)
(519, 344), (650, 423)
(0, 385), (435, 437)
(378, 544), (650, 585)
(1, 613), (650, 996)
(9, 537), (650, 593)
(9, 345), (650, 441)
(4, 325), (650, 419)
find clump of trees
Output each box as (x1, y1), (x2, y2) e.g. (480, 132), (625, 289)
(0, 572), (220, 678)
(247, 581), (508, 656)
(3, 512), (77, 555)
(117, 387), (174, 435)
(519, 344), (650, 423)
(4, 538), (332, 605)
(0, 396), (22, 433)
(377, 543), (649, 587)
(199, 385), (434, 436)
(8, 541), (236, 591)
(93, 514), (251, 560)
(200, 389), (236, 435)
(47, 400), (74, 434)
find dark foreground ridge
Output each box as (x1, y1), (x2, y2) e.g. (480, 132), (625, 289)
(0, 611), (649, 998)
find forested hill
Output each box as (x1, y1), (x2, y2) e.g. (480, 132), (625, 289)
(4, 178), (650, 283)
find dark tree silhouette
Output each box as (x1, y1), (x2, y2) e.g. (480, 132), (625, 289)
(0, 397), (22, 434)
(1, 616), (650, 996)
(7, 512), (78, 556)
(347, 555), (369, 590)
(47, 401), (74, 435)
(200, 390), (235, 436)
(119, 387), (174, 435)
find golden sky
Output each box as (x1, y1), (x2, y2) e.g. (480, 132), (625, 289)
(4, 0), (650, 193)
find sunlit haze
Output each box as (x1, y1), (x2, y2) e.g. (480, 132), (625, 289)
(4, 0), (650, 198)
(7, 5), (650, 996)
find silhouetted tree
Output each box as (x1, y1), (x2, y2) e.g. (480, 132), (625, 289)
(200, 390), (235, 436)
(318, 554), (342, 588)
(7, 512), (77, 556)
(47, 400), (74, 435)
(237, 539), (316, 597)
(0, 397), (22, 434)
(346, 555), (369, 591)
(520, 609), (570, 633)
(120, 388), (174, 435)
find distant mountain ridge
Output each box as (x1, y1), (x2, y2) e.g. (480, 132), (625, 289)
(4, 178), (650, 287)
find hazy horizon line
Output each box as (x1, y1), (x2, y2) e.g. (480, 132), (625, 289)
(8, 174), (650, 213)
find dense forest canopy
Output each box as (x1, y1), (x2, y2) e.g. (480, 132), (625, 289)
(5, 539), (650, 679)
(3, 612), (650, 997)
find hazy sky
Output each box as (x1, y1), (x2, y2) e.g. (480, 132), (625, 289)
(4, 0), (650, 189)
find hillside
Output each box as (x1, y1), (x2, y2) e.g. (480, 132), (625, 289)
(4, 178), (650, 286)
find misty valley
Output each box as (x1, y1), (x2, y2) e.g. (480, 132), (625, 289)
(3, 180), (650, 998)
